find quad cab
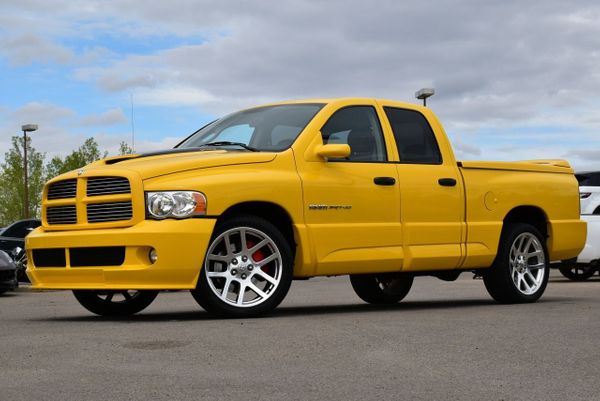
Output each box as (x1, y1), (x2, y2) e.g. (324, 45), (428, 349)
(26, 98), (586, 317)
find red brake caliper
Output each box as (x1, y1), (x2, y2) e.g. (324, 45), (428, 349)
(247, 240), (269, 274)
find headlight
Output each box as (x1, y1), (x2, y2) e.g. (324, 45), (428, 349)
(146, 191), (206, 219)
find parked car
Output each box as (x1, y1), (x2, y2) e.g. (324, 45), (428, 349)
(0, 219), (41, 282)
(26, 98), (585, 317)
(558, 171), (600, 280)
(0, 250), (18, 295)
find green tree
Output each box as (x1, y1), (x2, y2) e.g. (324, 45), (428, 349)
(45, 137), (108, 180)
(118, 141), (134, 155)
(0, 136), (45, 225)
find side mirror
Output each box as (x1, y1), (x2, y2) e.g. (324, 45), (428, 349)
(315, 144), (351, 160)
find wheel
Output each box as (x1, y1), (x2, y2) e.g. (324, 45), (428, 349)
(191, 215), (293, 318)
(558, 265), (596, 281)
(72, 290), (158, 316)
(0, 289), (8, 295)
(15, 251), (29, 282)
(483, 223), (549, 303)
(350, 273), (413, 304)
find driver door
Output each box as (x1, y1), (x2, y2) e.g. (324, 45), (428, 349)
(297, 104), (403, 276)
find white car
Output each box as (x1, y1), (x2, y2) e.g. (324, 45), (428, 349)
(559, 171), (600, 280)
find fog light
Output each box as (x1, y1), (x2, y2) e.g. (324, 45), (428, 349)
(149, 248), (158, 264)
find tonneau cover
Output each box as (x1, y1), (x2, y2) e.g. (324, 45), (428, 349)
(458, 159), (573, 174)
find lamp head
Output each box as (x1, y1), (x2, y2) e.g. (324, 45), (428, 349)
(21, 124), (38, 132)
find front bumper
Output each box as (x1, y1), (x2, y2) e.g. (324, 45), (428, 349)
(26, 218), (216, 290)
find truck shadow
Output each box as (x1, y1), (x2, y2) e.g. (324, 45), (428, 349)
(30, 296), (575, 323)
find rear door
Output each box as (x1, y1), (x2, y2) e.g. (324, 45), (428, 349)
(381, 106), (465, 271)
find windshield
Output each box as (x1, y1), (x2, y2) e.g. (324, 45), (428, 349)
(178, 104), (324, 152)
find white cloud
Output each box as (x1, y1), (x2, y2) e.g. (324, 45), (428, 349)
(79, 108), (127, 126)
(0, 34), (73, 65)
(451, 136), (482, 157)
(2, 0), (600, 170)
(9, 102), (74, 125)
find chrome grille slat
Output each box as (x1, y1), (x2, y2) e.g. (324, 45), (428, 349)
(87, 202), (132, 223)
(87, 177), (130, 197)
(46, 206), (77, 224)
(47, 179), (77, 200)
(46, 176), (135, 226)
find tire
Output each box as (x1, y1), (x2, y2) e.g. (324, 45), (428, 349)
(558, 265), (596, 281)
(483, 223), (549, 303)
(350, 273), (413, 304)
(0, 289), (8, 295)
(72, 290), (158, 316)
(15, 253), (29, 283)
(191, 215), (293, 318)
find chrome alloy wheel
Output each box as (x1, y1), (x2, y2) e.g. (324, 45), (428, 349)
(509, 232), (546, 295)
(204, 227), (283, 308)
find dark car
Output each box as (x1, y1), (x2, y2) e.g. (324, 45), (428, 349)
(0, 250), (17, 294)
(0, 219), (41, 282)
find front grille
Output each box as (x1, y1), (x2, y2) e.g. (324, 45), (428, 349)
(87, 177), (130, 196)
(44, 174), (136, 227)
(70, 247), (125, 267)
(87, 202), (133, 223)
(47, 179), (77, 200)
(46, 206), (77, 225)
(31, 247), (125, 267)
(32, 249), (67, 267)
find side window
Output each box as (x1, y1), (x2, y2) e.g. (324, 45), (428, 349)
(384, 107), (442, 164)
(321, 106), (387, 162)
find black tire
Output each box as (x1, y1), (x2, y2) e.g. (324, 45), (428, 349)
(72, 290), (158, 316)
(11, 247), (30, 283)
(483, 223), (549, 303)
(350, 273), (413, 304)
(0, 289), (8, 295)
(558, 265), (596, 281)
(191, 215), (294, 318)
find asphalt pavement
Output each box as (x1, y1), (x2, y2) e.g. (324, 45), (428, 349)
(1, 271), (599, 401)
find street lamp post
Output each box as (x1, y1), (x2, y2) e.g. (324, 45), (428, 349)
(21, 124), (38, 219)
(415, 88), (435, 107)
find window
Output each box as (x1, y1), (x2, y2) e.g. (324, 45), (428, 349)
(178, 104), (324, 152)
(321, 106), (387, 162)
(217, 124), (255, 144)
(384, 107), (442, 164)
(576, 172), (600, 187)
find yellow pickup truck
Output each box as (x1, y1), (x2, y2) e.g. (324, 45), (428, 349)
(27, 98), (586, 317)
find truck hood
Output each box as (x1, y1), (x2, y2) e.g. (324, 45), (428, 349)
(86, 149), (277, 179)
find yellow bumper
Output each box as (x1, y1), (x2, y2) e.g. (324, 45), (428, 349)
(26, 219), (216, 290)
(548, 219), (587, 261)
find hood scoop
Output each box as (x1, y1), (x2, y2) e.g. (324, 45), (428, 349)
(104, 148), (212, 165)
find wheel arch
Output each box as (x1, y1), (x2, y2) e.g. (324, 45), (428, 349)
(503, 205), (548, 239)
(217, 201), (296, 253)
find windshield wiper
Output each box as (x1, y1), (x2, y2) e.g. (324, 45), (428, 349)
(198, 141), (259, 152)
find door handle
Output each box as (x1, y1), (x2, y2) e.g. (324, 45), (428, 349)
(438, 178), (457, 187)
(374, 177), (396, 186)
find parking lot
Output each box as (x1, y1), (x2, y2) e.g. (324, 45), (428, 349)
(1, 271), (599, 401)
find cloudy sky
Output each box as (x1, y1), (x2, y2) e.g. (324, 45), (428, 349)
(1, 0), (600, 170)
